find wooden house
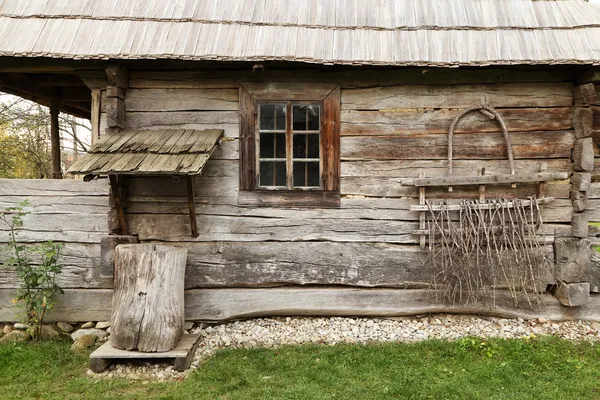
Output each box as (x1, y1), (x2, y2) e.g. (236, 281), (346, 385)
(1, 0), (600, 322)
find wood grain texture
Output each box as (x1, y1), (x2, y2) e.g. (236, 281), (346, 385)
(3, 288), (600, 323)
(341, 131), (574, 160)
(101, 88), (239, 112)
(111, 244), (187, 352)
(341, 83), (573, 110)
(0, 243), (111, 289)
(341, 107), (572, 135)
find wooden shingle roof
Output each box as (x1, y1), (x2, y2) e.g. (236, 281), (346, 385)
(68, 129), (223, 176)
(0, 0), (599, 67)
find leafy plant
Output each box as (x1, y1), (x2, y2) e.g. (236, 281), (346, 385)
(1, 200), (63, 340)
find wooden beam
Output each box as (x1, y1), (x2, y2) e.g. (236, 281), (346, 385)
(49, 102), (62, 179)
(186, 176), (199, 238)
(108, 174), (128, 235)
(2, 288), (600, 323)
(404, 172), (569, 187)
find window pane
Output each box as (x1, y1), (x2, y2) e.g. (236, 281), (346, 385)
(259, 133), (274, 158)
(292, 134), (306, 158)
(259, 133), (286, 159)
(307, 105), (320, 130)
(260, 104), (285, 131)
(293, 134), (319, 158)
(293, 105), (306, 131)
(293, 161), (320, 187)
(260, 161), (287, 187)
(293, 104), (320, 131)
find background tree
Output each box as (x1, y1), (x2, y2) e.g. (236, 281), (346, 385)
(0, 94), (91, 178)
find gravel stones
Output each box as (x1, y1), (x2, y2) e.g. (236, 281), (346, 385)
(3, 325), (13, 335)
(71, 329), (108, 342)
(96, 321), (111, 329)
(0, 329), (31, 343)
(72, 334), (98, 351)
(57, 322), (74, 333)
(81, 322), (95, 329)
(40, 325), (61, 340)
(83, 315), (600, 382)
(13, 323), (28, 330)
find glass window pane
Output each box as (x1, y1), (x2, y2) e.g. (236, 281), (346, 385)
(293, 134), (306, 158)
(260, 161), (287, 187)
(259, 104), (275, 131)
(307, 134), (319, 158)
(307, 105), (320, 131)
(293, 134), (319, 159)
(293, 161), (320, 187)
(275, 133), (286, 158)
(260, 104), (285, 131)
(293, 105), (306, 131)
(307, 162), (320, 187)
(259, 133), (274, 158)
(275, 105), (286, 131)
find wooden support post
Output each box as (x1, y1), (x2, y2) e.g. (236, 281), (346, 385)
(478, 167), (486, 202)
(108, 174), (128, 235)
(418, 172), (426, 250)
(105, 65), (128, 130)
(186, 175), (199, 238)
(49, 102), (62, 179)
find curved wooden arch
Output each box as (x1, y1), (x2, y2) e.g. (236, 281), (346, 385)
(447, 105), (515, 178)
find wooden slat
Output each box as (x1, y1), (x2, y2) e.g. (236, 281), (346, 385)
(404, 172), (569, 187)
(409, 197), (554, 212)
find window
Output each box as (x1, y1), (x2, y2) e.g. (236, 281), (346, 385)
(239, 83), (340, 207)
(258, 103), (321, 189)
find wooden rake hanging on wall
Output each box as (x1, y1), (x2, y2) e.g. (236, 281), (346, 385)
(403, 105), (568, 250)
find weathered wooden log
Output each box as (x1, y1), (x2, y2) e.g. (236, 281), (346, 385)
(574, 83), (597, 105)
(573, 138), (594, 172)
(573, 107), (593, 139)
(111, 244), (187, 352)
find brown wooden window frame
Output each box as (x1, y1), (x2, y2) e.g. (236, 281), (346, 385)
(239, 83), (340, 208)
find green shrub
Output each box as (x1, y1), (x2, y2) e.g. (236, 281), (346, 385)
(1, 200), (63, 340)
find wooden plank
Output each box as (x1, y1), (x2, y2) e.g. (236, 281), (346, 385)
(179, 242), (552, 289)
(4, 287), (600, 323)
(126, 68), (573, 89)
(0, 243), (111, 289)
(238, 191), (341, 208)
(341, 83), (574, 110)
(409, 197), (554, 212)
(240, 82), (337, 101)
(341, 131), (575, 160)
(102, 111), (239, 137)
(406, 172), (569, 187)
(342, 159), (572, 178)
(341, 177), (571, 199)
(127, 213), (419, 243)
(341, 107), (573, 135)
(574, 83), (597, 105)
(101, 88), (239, 112)
(0, 195), (109, 214)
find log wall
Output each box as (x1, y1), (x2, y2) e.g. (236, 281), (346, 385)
(2, 67), (597, 322)
(97, 68), (578, 291)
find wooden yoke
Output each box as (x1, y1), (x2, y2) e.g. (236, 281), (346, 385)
(447, 105), (515, 191)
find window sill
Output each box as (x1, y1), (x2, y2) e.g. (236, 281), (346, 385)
(238, 190), (341, 208)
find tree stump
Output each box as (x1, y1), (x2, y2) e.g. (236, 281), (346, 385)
(110, 244), (187, 352)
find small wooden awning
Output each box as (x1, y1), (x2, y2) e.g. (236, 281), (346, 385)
(68, 128), (224, 239)
(68, 128), (224, 176)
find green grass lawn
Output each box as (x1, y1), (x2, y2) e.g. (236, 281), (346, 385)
(1, 337), (600, 400)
